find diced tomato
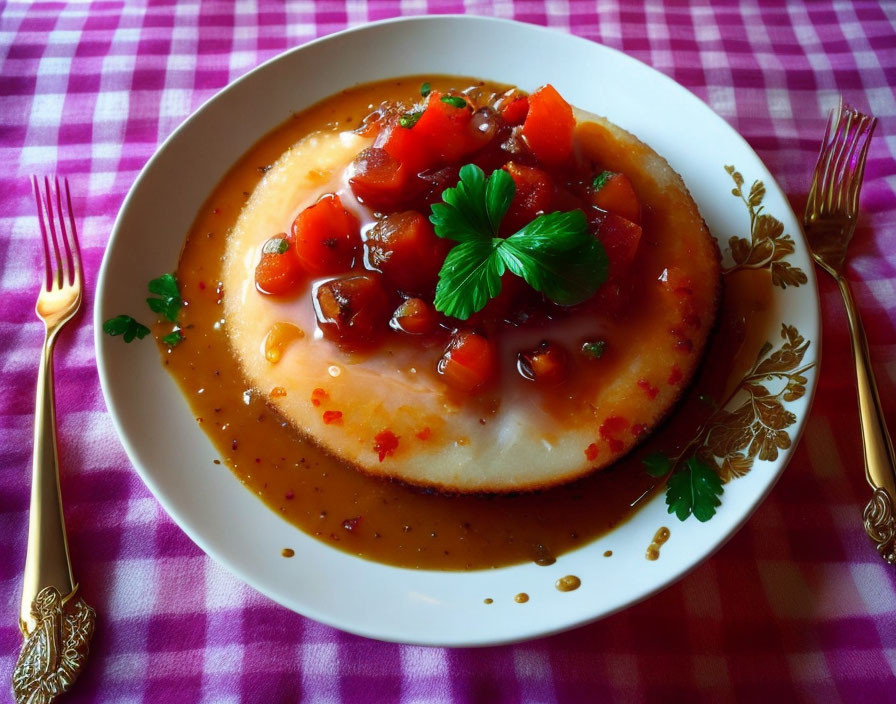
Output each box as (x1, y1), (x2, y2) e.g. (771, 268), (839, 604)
(349, 147), (413, 212)
(503, 162), (552, 233)
(500, 96), (529, 126)
(290, 194), (360, 275)
(254, 236), (303, 296)
(391, 298), (439, 335)
(377, 121), (432, 177)
(412, 92), (481, 164)
(438, 330), (497, 393)
(517, 341), (570, 385)
(592, 172), (640, 224)
(595, 212), (642, 281)
(314, 273), (391, 348)
(365, 211), (450, 294)
(521, 84), (575, 167)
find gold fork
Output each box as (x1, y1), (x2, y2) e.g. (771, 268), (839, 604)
(803, 100), (896, 565)
(13, 177), (96, 704)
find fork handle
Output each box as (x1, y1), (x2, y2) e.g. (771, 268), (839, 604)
(838, 276), (896, 564)
(20, 328), (76, 633)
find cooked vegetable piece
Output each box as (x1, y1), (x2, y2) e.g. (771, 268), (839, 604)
(412, 91), (482, 164)
(314, 273), (391, 347)
(255, 236), (304, 295)
(365, 211), (450, 294)
(503, 162), (552, 232)
(437, 330), (497, 393)
(500, 96), (529, 126)
(349, 147), (412, 211)
(520, 84), (575, 166)
(595, 212), (642, 281)
(290, 194), (360, 275)
(592, 171), (640, 224)
(378, 121), (432, 176)
(391, 297), (439, 335)
(517, 340), (570, 385)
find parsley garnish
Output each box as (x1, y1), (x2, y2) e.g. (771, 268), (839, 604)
(420, 81), (431, 98)
(440, 95), (467, 109)
(162, 330), (184, 347)
(642, 452), (671, 477)
(262, 238), (289, 255)
(666, 456), (723, 522)
(147, 273), (182, 323)
(430, 165), (607, 320)
(399, 111), (423, 129)
(103, 315), (150, 343)
(581, 340), (606, 359)
(593, 170), (613, 191)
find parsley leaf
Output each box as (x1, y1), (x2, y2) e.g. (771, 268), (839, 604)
(498, 211), (607, 306)
(642, 451), (672, 477)
(581, 340), (606, 359)
(593, 170), (613, 191)
(440, 95), (467, 109)
(430, 164), (500, 242)
(146, 273), (182, 323)
(263, 237), (289, 255)
(665, 456), (723, 522)
(399, 111), (423, 129)
(430, 165), (608, 319)
(162, 330), (183, 347)
(420, 81), (432, 98)
(433, 239), (504, 320)
(103, 315), (150, 343)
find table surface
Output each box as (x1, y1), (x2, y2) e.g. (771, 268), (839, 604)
(1, 1), (895, 702)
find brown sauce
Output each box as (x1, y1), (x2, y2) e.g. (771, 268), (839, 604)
(514, 593), (530, 603)
(281, 548), (295, 558)
(645, 526), (671, 561)
(555, 575), (582, 592)
(483, 598), (493, 605)
(159, 76), (776, 571)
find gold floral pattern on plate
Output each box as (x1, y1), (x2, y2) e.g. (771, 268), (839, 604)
(723, 165), (808, 289)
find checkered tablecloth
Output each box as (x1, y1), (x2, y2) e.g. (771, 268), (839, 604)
(2, 1), (895, 701)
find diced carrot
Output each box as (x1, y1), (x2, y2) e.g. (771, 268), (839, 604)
(290, 194), (360, 276)
(500, 96), (529, 126)
(412, 92), (480, 164)
(438, 331), (497, 393)
(502, 162), (552, 232)
(254, 236), (303, 296)
(596, 212), (642, 281)
(314, 273), (391, 348)
(365, 211), (450, 294)
(592, 172), (640, 224)
(520, 84), (575, 167)
(391, 298), (439, 335)
(517, 341), (570, 385)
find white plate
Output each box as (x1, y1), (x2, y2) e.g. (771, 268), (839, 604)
(95, 16), (820, 646)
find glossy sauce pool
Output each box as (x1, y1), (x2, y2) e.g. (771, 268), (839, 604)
(158, 76), (775, 570)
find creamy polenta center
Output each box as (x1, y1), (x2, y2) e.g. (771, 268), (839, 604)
(222, 102), (718, 493)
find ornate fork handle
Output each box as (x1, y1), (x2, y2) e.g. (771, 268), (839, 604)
(839, 277), (896, 564)
(14, 177), (95, 704)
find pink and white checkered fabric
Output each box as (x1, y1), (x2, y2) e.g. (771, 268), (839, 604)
(2, 1), (895, 701)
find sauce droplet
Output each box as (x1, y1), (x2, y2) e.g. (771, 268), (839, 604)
(514, 593), (529, 604)
(483, 598), (493, 605)
(603, 550), (613, 557)
(263, 322), (304, 364)
(281, 548), (295, 557)
(555, 575), (581, 592)
(645, 526), (670, 561)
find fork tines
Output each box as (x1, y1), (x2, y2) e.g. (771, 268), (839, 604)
(31, 175), (82, 291)
(806, 99), (877, 220)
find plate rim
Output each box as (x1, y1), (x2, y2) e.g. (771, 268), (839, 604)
(94, 14), (822, 647)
